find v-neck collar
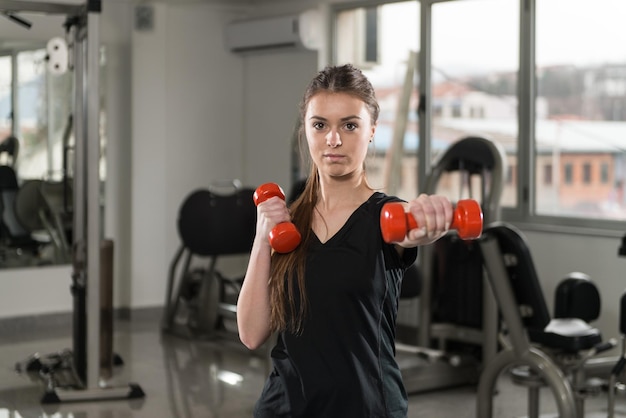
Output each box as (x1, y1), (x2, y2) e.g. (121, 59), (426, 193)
(311, 192), (381, 247)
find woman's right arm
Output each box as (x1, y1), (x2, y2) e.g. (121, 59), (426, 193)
(237, 196), (289, 350)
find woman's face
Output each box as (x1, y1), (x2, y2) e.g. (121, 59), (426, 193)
(304, 92), (376, 180)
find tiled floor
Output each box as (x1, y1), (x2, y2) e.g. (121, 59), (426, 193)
(0, 309), (624, 418)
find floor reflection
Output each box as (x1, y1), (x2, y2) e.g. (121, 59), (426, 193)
(2, 311), (620, 417)
(0, 316), (266, 418)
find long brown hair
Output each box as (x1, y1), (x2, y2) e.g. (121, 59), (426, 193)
(268, 64), (380, 334)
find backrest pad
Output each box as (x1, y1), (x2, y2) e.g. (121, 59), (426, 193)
(484, 222), (552, 332)
(177, 188), (256, 256)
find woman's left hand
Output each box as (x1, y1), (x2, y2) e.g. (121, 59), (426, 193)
(398, 194), (454, 247)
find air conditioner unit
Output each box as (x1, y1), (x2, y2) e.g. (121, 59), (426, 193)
(225, 10), (320, 53)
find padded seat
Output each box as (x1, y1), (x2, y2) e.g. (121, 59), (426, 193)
(484, 222), (603, 354)
(529, 318), (601, 353)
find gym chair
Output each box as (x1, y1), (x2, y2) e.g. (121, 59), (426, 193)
(0, 135), (19, 167)
(13, 179), (73, 264)
(397, 135), (507, 394)
(477, 222), (616, 418)
(0, 166), (49, 264)
(38, 179), (74, 262)
(14, 180), (46, 232)
(162, 180), (256, 340)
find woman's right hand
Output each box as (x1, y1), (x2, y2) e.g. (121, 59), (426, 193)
(255, 196), (292, 246)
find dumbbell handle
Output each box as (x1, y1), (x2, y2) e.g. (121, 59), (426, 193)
(253, 183), (302, 253)
(380, 199), (483, 243)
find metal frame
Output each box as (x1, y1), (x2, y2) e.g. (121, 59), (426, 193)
(476, 233), (577, 417)
(397, 136), (507, 394)
(0, 0), (144, 403)
(476, 227), (624, 418)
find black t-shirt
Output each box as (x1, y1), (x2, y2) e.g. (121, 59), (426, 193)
(254, 193), (418, 418)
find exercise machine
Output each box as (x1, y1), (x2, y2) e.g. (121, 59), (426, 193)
(477, 222), (621, 417)
(162, 180), (256, 340)
(396, 135), (507, 394)
(5, 0), (144, 403)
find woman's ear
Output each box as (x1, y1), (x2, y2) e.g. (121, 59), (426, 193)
(370, 124), (377, 140)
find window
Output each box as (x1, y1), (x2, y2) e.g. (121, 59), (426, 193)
(430, 0), (519, 206)
(583, 162), (592, 184)
(15, 49), (73, 180)
(507, 165), (516, 186)
(0, 56), (11, 140)
(601, 163), (609, 184)
(335, 5), (385, 70)
(331, 0), (626, 230)
(334, 1), (419, 201)
(535, 0), (626, 220)
(564, 163), (573, 184)
(364, 7), (379, 63)
(544, 164), (553, 185)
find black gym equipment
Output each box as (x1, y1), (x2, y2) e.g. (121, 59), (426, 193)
(0, 135), (19, 167)
(7, 0), (144, 403)
(476, 223), (619, 417)
(0, 165), (48, 260)
(162, 180), (256, 340)
(397, 135), (507, 393)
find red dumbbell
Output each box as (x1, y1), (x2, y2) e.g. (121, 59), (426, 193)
(253, 183), (302, 253)
(380, 199), (483, 243)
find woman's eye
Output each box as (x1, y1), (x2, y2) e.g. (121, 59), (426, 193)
(345, 123), (357, 131)
(313, 122), (325, 130)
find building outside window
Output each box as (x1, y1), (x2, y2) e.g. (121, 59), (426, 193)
(535, 0), (626, 220)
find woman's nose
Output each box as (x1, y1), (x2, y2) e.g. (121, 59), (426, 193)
(326, 130), (342, 148)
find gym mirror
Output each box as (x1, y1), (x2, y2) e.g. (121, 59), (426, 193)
(0, 11), (105, 269)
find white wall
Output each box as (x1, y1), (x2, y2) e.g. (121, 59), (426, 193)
(524, 230), (626, 345)
(128, 1), (316, 310)
(130, 2), (251, 309)
(0, 0), (624, 354)
(0, 265), (72, 317)
(103, 0), (134, 310)
(241, 51), (317, 188)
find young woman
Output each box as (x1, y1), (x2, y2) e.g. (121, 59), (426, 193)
(237, 64), (453, 418)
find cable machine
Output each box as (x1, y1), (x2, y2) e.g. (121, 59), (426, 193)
(1, 0), (144, 403)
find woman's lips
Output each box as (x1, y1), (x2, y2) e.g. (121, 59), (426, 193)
(324, 153), (345, 161)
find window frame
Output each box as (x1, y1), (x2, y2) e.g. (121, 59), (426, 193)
(506, 0), (625, 236)
(329, 0), (625, 238)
